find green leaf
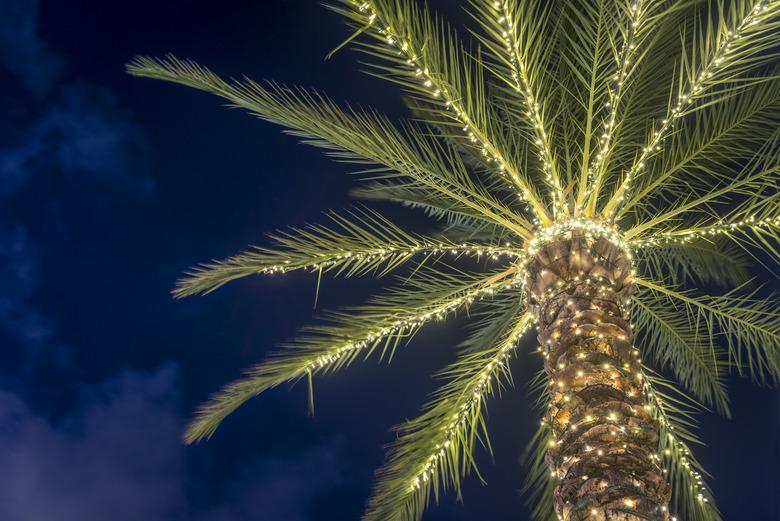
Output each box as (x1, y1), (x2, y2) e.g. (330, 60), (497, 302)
(636, 277), (780, 384)
(184, 266), (522, 444)
(173, 207), (520, 297)
(363, 308), (534, 521)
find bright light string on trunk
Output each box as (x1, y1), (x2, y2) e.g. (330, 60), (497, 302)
(604, 1), (773, 219)
(409, 313), (536, 492)
(350, 0), (551, 225)
(526, 218), (632, 256)
(489, 0), (566, 218)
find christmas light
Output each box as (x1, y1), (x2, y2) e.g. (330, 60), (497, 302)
(409, 313), (535, 491)
(351, 0), (550, 224)
(606, 1), (771, 218)
(631, 214), (780, 248)
(579, 1), (646, 214)
(490, 1), (566, 217)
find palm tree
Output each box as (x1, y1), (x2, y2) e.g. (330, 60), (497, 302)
(128, 1), (780, 520)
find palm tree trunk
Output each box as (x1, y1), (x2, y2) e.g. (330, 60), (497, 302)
(525, 231), (671, 520)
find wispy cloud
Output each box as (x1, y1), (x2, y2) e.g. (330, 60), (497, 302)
(0, 365), (186, 521)
(0, 3), (345, 520)
(0, 364), (341, 521)
(0, 0), (154, 357)
(0, 0), (62, 96)
(0, 223), (52, 347)
(0, 83), (154, 199)
(0, 0), (154, 199)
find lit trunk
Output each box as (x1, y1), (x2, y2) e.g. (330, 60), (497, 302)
(525, 231), (671, 520)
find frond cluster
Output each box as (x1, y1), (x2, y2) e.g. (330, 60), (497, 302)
(129, 0), (780, 519)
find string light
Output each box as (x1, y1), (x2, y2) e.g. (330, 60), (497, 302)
(352, 0), (549, 224)
(305, 268), (524, 375)
(527, 217), (632, 256)
(252, 242), (523, 275)
(409, 314), (536, 491)
(490, 0), (566, 217)
(579, 1), (645, 215)
(631, 214), (780, 248)
(606, 1), (770, 218)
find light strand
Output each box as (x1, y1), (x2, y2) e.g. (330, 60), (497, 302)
(527, 218), (632, 257)
(579, 0), (646, 215)
(605, 1), (771, 219)
(642, 368), (717, 519)
(352, 0), (550, 224)
(410, 313), (536, 491)
(254, 242), (523, 275)
(631, 214), (780, 248)
(306, 270), (524, 373)
(491, 0), (566, 217)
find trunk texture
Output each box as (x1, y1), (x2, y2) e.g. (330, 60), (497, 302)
(525, 231), (671, 521)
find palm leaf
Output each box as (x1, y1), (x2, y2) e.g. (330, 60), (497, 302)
(633, 286), (731, 415)
(636, 277), (780, 384)
(173, 207), (520, 297)
(185, 266), (523, 443)
(363, 309), (534, 521)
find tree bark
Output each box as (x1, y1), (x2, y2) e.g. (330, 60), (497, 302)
(525, 231), (671, 521)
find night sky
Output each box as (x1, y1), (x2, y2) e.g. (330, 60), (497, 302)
(1, 1), (778, 520)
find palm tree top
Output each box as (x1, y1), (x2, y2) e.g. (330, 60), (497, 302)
(127, 1), (780, 520)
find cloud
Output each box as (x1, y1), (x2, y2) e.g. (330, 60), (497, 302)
(0, 223), (53, 347)
(0, 365), (185, 521)
(0, 364), (342, 521)
(0, 0), (153, 360)
(0, 0), (62, 95)
(0, 83), (154, 199)
(0, 2), (341, 520)
(0, 0), (154, 200)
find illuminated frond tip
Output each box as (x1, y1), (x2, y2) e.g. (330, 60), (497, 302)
(337, 0), (551, 223)
(606, 0), (779, 217)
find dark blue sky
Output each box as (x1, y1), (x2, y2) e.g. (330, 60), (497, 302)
(0, 1), (777, 520)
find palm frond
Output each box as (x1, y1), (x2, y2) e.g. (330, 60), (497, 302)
(632, 287), (730, 415)
(624, 134), (779, 239)
(521, 424), (557, 521)
(127, 55), (533, 238)
(558, 0), (622, 207)
(363, 309), (534, 521)
(643, 371), (722, 521)
(184, 266), (523, 444)
(634, 238), (751, 287)
(636, 277), (780, 384)
(468, 0), (567, 215)
(581, 0), (678, 214)
(350, 180), (498, 230)
(328, 0), (552, 223)
(173, 207), (520, 297)
(604, 0), (780, 217)
(520, 372), (558, 521)
(619, 77), (780, 219)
